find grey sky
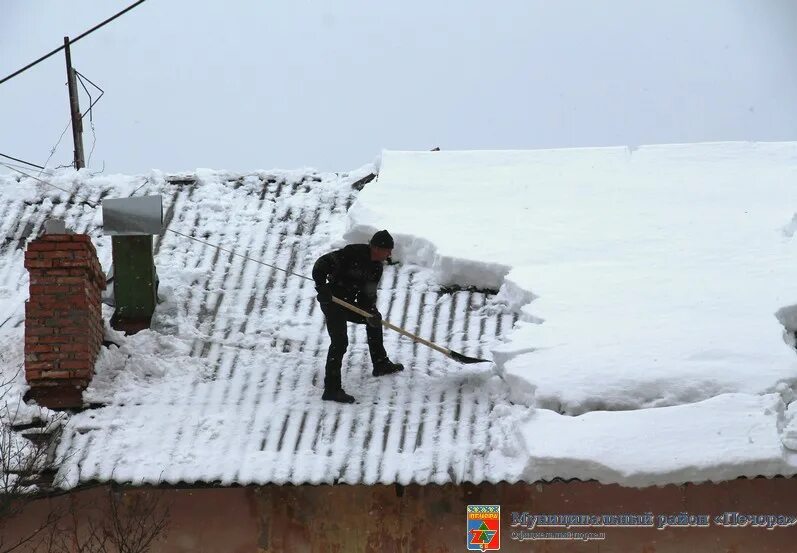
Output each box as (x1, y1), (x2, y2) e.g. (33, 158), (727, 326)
(2, 0), (796, 175)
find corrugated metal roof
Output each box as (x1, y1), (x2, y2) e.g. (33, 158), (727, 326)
(0, 169), (522, 487)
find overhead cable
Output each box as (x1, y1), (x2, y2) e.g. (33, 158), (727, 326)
(0, 0), (147, 86)
(0, 163), (314, 283)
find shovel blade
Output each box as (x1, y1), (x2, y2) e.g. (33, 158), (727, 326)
(448, 349), (492, 365)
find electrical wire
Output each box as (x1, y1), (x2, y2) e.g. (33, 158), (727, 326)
(39, 119), (73, 177)
(0, 163), (314, 282)
(75, 70), (104, 169)
(1, 163), (98, 207)
(166, 229), (313, 282)
(0, 153), (44, 170)
(0, 160), (58, 176)
(75, 70), (104, 118)
(0, 0), (147, 86)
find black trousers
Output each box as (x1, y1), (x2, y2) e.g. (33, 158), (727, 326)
(320, 302), (387, 391)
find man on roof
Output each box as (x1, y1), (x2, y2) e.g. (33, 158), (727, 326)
(312, 229), (404, 403)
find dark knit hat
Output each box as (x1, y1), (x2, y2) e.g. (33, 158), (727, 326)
(369, 229), (394, 249)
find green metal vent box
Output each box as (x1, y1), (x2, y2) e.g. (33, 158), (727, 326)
(102, 196), (163, 333)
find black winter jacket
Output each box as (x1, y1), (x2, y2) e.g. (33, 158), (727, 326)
(312, 244), (383, 308)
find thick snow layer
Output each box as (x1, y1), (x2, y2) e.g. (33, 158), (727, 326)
(0, 171), (142, 492)
(5, 146), (797, 489)
(1, 167), (524, 489)
(347, 143), (797, 484)
(519, 393), (788, 486)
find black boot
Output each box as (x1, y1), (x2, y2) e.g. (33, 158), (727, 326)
(322, 388), (355, 403)
(372, 358), (404, 377)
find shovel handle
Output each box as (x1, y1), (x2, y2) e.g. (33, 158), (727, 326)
(330, 296), (453, 358)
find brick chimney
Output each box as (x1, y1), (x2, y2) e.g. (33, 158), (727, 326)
(24, 227), (105, 409)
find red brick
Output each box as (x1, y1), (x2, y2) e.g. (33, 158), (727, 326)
(28, 380), (65, 388)
(61, 297), (88, 309)
(56, 259), (91, 269)
(26, 327), (54, 336)
(44, 316), (67, 327)
(26, 344), (54, 354)
(60, 343), (88, 353)
(60, 360), (89, 370)
(47, 295), (77, 304)
(45, 269), (77, 276)
(40, 370), (71, 379)
(28, 285), (52, 296)
(25, 233), (104, 407)
(25, 259), (53, 269)
(26, 241), (59, 252)
(48, 284), (73, 293)
(25, 307), (56, 319)
(69, 372), (91, 381)
(64, 324), (88, 333)
(29, 280), (62, 289)
(24, 319), (55, 329)
(37, 296), (65, 306)
(35, 335), (72, 344)
(62, 313), (90, 323)
(51, 289), (82, 299)
(55, 242), (86, 251)
(41, 250), (75, 260)
(54, 277), (85, 285)
(70, 370), (92, 380)
(24, 254), (44, 266)
(28, 295), (57, 305)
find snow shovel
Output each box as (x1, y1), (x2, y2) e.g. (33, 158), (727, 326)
(330, 296), (491, 364)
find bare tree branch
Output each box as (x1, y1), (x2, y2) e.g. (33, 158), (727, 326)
(46, 493), (109, 553)
(41, 486), (170, 553)
(1, 376), (169, 553)
(0, 376), (66, 553)
(103, 487), (170, 553)
(1, 508), (59, 553)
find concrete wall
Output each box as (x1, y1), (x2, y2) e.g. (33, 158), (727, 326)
(5, 478), (797, 552)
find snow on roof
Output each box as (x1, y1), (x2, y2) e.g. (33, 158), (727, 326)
(0, 167), (520, 488)
(346, 143), (797, 486)
(3, 142), (797, 489)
